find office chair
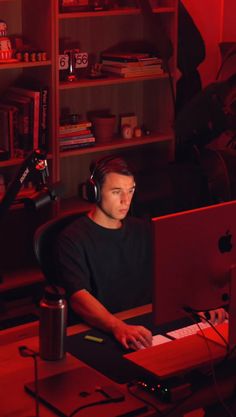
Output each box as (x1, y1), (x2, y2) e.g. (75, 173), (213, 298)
(34, 210), (87, 323)
(34, 210), (86, 289)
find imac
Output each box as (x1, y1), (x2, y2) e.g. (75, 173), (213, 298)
(151, 200), (236, 347)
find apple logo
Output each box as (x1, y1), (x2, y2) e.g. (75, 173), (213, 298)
(218, 230), (233, 253)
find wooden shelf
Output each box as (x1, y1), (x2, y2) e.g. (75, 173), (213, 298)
(0, 267), (45, 294)
(59, 132), (174, 158)
(58, 7), (176, 19)
(0, 153), (53, 168)
(0, 60), (52, 70)
(59, 72), (169, 90)
(153, 7), (176, 14)
(59, 7), (140, 19)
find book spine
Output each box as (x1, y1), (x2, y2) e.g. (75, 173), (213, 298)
(101, 53), (150, 61)
(102, 64), (163, 74)
(10, 107), (20, 157)
(59, 133), (94, 142)
(9, 87), (40, 150)
(59, 122), (92, 133)
(0, 103), (20, 157)
(39, 87), (49, 151)
(101, 58), (162, 67)
(58, 129), (92, 139)
(121, 70), (164, 78)
(59, 137), (95, 146)
(60, 142), (95, 151)
(0, 108), (10, 158)
(3, 94), (32, 153)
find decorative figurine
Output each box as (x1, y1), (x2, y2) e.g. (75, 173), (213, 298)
(122, 124), (133, 139)
(0, 20), (13, 61)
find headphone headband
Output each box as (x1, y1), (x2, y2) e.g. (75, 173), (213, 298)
(86, 155), (118, 203)
(85, 154), (133, 203)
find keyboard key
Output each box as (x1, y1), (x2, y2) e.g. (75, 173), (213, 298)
(166, 321), (211, 339)
(152, 334), (172, 346)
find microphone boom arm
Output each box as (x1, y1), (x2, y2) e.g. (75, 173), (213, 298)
(0, 149), (49, 221)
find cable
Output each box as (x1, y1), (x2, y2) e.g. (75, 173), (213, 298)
(183, 306), (229, 349)
(189, 308), (236, 361)
(196, 312), (229, 350)
(182, 310), (235, 417)
(68, 398), (115, 417)
(18, 345), (40, 417)
(68, 385), (126, 417)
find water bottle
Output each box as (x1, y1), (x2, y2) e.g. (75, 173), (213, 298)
(39, 285), (67, 361)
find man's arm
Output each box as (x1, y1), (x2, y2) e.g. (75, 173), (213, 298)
(70, 289), (152, 350)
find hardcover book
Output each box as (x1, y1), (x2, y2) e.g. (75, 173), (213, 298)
(59, 121), (92, 134)
(101, 64), (164, 77)
(59, 136), (95, 145)
(101, 57), (162, 67)
(0, 102), (19, 157)
(101, 52), (151, 62)
(39, 87), (49, 151)
(0, 108), (10, 159)
(59, 129), (92, 139)
(2, 92), (32, 153)
(9, 86), (40, 150)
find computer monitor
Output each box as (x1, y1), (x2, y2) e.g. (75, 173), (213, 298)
(151, 200), (236, 331)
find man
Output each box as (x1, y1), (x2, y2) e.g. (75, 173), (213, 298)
(56, 155), (152, 350)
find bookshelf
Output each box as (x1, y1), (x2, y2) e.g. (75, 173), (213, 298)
(55, 0), (178, 199)
(0, 0), (178, 196)
(0, 0), (178, 324)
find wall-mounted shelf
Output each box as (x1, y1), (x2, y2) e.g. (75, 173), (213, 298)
(58, 6), (176, 19)
(60, 132), (173, 158)
(59, 72), (169, 89)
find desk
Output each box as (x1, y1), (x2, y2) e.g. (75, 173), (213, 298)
(0, 304), (236, 417)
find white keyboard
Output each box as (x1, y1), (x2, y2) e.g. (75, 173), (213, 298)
(152, 334), (172, 346)
(135, 320), (228, 350)
(166, 321), (211, 339)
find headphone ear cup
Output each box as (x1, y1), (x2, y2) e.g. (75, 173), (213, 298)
(85, 177), (100, 203)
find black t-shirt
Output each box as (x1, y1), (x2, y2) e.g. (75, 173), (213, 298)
(55, 216), (152, 313)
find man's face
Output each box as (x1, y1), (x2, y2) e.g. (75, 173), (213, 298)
(99, 172), (135, 221)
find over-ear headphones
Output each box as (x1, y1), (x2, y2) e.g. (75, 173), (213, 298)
(85, 155), (118, 203)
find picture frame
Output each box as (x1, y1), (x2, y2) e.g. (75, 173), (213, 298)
(120, 113), (138, 131)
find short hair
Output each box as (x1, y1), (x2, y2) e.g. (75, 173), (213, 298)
(90, 155), (134, 189)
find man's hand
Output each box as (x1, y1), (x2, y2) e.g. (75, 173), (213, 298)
(71, 290), (152, 350)
(200, 307), (228, 325)
(111, 319), (153, 350)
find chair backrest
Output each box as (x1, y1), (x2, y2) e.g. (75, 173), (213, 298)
(34, 210), (86, 285)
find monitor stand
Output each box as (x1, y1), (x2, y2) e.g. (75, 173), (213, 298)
(193, 265), (236, 352)
(228, 264), (236, 349)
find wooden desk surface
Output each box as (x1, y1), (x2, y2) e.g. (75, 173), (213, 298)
(0, 304), (153, 417)
(1, 304), (236, 417)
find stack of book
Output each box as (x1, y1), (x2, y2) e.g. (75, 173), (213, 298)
(0, 84), (49, 159)
(101, 52), (164, 78)
(59, 121), (95, 151)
